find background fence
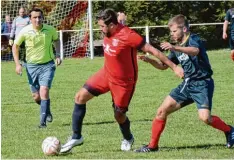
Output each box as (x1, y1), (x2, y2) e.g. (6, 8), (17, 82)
(1, 22), (228, 61)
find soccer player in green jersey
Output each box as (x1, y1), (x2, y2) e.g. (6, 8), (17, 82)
(12, 8), (62, 128)
(135, 14), (234, 152)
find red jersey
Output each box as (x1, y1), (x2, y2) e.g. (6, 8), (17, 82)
(103, 24), (145, 85)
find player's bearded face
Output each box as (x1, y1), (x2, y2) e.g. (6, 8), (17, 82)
(98, 20), (111, 37)
(169, 24), (184, 43)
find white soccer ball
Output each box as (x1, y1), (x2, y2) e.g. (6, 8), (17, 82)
(42, 136), (61, 156)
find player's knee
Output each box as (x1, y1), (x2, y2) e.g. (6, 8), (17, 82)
(114, 111), (126, 123)
(113, 106), (127, 123)
(40, 86), (49, 99)
(75, 92), (84, 104)
(75, 89), (91, 104)
(156, 108), (168, 120)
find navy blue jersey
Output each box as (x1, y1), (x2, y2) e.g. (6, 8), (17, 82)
(168, 34), (213, 79)
(225, 8), (234, 32)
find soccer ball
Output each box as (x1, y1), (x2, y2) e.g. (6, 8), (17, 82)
(42, 136), (61, 156)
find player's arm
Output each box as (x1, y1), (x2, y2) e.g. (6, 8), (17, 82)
(223, 10), (231, 40)
(12, 30), (24, 75)
(138, 55), (168, 70)
(54, 40), (62, 66)
(141, 43), (184, 78)
(12, 44), (22, 75)
(161, 42), (199, 56)
(223, 20), (229, 40)
(52, 27), (62, 66)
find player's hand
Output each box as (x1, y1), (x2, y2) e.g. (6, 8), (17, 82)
(231, 52), (234, 61)
(56, 58), (62, 66)
(15, 64), (22, 76)
(138, 55), (150, 63)
(9, 39), (14, 46)
(173, 65), (184, 79)
(222, 32), (228, 40)
(160, 42), (175, 51)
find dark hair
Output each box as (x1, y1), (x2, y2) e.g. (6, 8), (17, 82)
(96, 8), (118, 25)
(29, 8), (44, 18)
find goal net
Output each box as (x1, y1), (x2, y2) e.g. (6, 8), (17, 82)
(1, 0), (90, 61)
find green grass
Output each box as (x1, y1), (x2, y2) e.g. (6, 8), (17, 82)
(1, 49), (234, 159)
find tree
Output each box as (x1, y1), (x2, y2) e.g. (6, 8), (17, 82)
(92, 1), (234, 49)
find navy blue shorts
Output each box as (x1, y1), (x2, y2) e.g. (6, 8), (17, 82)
(26, 60), (56, 93)
(169, 78), (214, 110)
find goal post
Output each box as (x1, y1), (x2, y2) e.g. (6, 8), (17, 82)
(88, 0), (94, 60)
(1, 0), (94, 61)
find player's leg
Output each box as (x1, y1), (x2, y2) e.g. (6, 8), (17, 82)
(135, 96), (181, 152)
(193, 78), (233, 148)
(110, 83), (135, 151)
(26, 64), (46, 127)
(60, 68), (110, 153)
(59, 88), (94, 153)
(135, 80), (193, 152)
(38, 61), (56, 127)
(196, 109), (233, 149)
(26, 66), (41, 104)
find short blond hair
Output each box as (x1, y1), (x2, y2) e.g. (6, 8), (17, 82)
(168, 14), (189, 29)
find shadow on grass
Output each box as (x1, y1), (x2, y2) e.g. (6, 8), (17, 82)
(159, 143), (226, 151)
(62, 118), (152, 126)
(2, 101), (35, 105)
(57, 144), (226, 155)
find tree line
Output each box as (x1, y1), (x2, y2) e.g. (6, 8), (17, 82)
(92, 1), (234, 50)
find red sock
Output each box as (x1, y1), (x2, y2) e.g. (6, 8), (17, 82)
(210, 115), (231, 132)
(148, 118), (166, 148)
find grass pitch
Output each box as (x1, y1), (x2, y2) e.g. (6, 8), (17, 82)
(1, 49), (234, 159)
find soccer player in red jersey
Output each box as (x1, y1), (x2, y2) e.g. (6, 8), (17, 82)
(60, 8), (184, 153)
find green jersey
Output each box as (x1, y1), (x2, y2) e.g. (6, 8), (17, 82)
(14, 24), (58, 64)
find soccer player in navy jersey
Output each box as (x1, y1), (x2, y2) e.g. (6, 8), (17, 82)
(223, 8), (234, 61)
(135, 14), (234, 152)
(60, 8), (184, 153)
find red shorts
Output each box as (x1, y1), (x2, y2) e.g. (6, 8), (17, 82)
(84, 68), (136, 111)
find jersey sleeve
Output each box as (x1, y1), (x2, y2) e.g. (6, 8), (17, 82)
(225, 9), (231, 22)
(188, 35), (200, 48)
(168, 52), (179, 65)
(10, 18), (16, 39)
(126, 30), (145, 50)
(51, 27), (59, 41)
(14, 29), (25, 46)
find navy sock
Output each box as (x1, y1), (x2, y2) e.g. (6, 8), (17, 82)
(119, 117), (132, 140)
(40, 99), (49, 124)
(72, 103), (86, 139)
(46, 99), (51, 115)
